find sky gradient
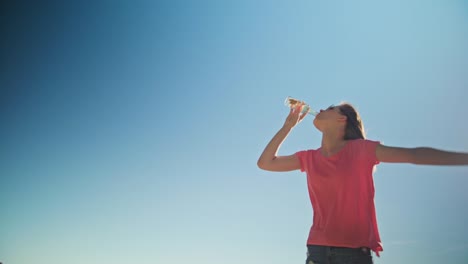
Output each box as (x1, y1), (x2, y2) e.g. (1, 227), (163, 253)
(1, 0), (468, 263)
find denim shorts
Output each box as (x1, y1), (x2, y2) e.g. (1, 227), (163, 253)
(305, 245), (373, 264)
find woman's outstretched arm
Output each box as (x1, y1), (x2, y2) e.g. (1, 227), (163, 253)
(376, 144), (468, 165)
(257, 104), (307, 172)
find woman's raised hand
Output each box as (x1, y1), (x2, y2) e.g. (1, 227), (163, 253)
(283, 102), (308, 129)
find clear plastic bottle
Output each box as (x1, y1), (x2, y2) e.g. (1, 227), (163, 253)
(284, 96), (318, 116)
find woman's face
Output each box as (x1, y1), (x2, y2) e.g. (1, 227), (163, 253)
(313, 105), (346, 130)
(317, 105), (342, 118)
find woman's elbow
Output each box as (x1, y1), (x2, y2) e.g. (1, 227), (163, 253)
(257, 160), (263, 169)
(258, 158), (277, 171)
(257, 159), (268, 170)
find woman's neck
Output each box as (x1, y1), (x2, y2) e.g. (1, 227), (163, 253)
(320, 132), (347, 156)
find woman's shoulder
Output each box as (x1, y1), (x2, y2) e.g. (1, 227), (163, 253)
(296, 148), (320, 157)
(348, 138), (380, 144)
(297, 148), (320, 154)
(346, 139), (381, 152)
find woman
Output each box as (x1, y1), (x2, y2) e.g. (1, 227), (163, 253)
(257, 102), (468, 264)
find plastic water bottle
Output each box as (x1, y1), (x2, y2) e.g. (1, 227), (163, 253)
(284, 96), (318, 116)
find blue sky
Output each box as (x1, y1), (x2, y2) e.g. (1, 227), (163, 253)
(1, 0), (468, 263)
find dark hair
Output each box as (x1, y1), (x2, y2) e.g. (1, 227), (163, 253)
(338, 103), (366, 140)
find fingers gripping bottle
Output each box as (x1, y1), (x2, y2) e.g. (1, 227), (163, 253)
(284, 96), (318, 116)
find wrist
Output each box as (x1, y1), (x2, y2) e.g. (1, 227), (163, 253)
(281, 124), (294, 131)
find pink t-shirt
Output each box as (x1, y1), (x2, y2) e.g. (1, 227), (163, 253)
(295, 139), (383, 256)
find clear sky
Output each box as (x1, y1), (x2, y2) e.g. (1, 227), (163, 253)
(1, 0), (468, 263)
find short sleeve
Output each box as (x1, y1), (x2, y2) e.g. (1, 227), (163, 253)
(295, 150), (311, 173)
(361, 139), (380, 165)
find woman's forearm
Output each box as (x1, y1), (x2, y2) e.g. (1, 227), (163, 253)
(257, 126), (292, 167)
(411, 147), (468, 165)
(257, 104), (307, 170)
